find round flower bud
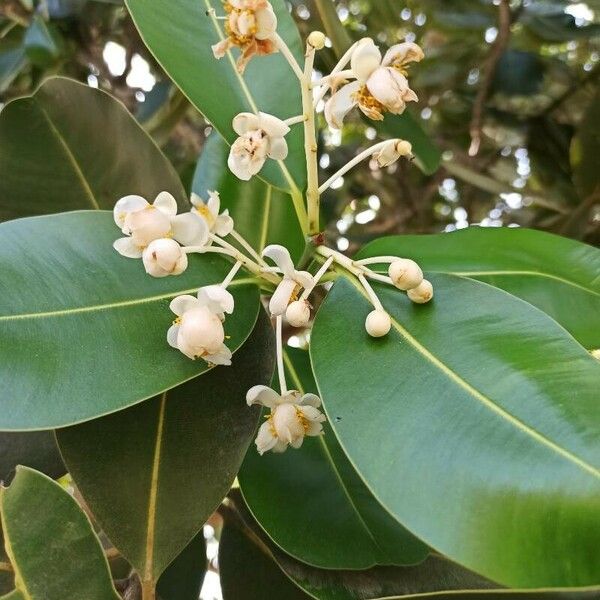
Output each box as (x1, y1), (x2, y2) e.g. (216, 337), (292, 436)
(124, 207), (171, 247)
(286, 300), (311, 328)
(388, 259), (423, 291)
(407, 279), (433, 304)
(308, 30), (326, 50)
(143, 238), (188, 278)
(178, 306), (225, 356)
(365, 310), (391, 338)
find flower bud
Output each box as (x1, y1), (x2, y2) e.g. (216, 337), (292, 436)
(143, 238), (187, 278)
(308, 30), (326, 50)
(272, 403), (304, 444)
(388, 259), (423, 291)
(286, 300), (311, 328)
(178, 306), (225, 357)
(365, 309), (391, 338)
(407, 279), (433, 304)
(124, 206), (171, 248)
(374, 139), (413, 168)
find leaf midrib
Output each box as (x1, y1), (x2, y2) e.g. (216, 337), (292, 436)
(341, 274), (600, 480)
(0, 278), (256, 322)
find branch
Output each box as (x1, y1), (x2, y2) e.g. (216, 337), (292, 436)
(468, 0), (512, 157)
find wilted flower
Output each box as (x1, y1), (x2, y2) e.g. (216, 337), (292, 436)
(212, 0), (278, 73)
(325, 39), (423, 128)
(228, 112), (290, 180)
(262, 245), (314, 316)
(142, 238), (188, 278)
(113, 191), (208, 258)
(191, 191), (234, 237)
(373, 139), (413, 168)
(167, 291), (233, 365)
(247, 385), (326, 454)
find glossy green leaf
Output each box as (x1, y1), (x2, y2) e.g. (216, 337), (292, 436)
(156, 531), (206, 600)
(239, 347), (428, 569)
(193, 133), (306, 263)
(125, 0), (306, 195)
(57, 310), (273, 583)
(0, 467), (119, 600)
(357, 227), (600, 349)
(311, 274), (600, 588)
(0, 432), (65, 482)
(0, 77), (187, 222)
(0, 211), (260, 430)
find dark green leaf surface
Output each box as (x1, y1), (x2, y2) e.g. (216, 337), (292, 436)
(57, 310), (273, 582)
(0, 29), (28, 94)
(311, 274), (600, 588)
(0, 211), (260, 430)
(239, 347), (428, 569)
(193, 134), (305, 263)
(357, 227), (600, 349)
(0, 432), (65, 482)
(125, 0), (306, 194)
(0, 77), (187, 222)
(156, 531), (207, 600)
(0, 467), (119, 600)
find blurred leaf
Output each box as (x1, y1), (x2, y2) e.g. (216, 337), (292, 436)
(0, 29), (28, 94)
(156, 531), (207, 600)
(311, 274), (600, 588)
(0, 432), (64, 482)
(125, 0), (306, 196)
(0, 467), (120, 600)
(23, 16), (60, 67)
(193, 133), (306, 263)
(239, 347), (428, 570)
(493, 50), (544, 96)
(57, 310), (273, 584)
(571, 91), (600, 200)
(358, 228), (600, 349)
(0, 211), (260, 430)
(521, 12), (600, 41)
(0, 77), (187, 221)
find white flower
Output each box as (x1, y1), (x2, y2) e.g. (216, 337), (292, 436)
(167, 291), (234, 365)
(373, 140), (413, 168)
(228, 112), (290, 181)
(191, 191), (234, 237)
(212, 0), (278, 73)
(113, 191), (208, 258)
(142, 238), (188, 278)
(325, 39), (423, 129)
(247, 386), (326, 454)
(262, 245), (314, 317)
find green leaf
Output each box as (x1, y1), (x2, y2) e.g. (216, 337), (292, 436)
(0, 211), (260, 430)
(125, 0), (306, 195)
(357, 228), (600, 350)
(156, 531), (206, 600)
(219, 523), (311, 600)
(0, 29), (28, 94)
(193, 133), (306, 263)
(239, 347), (428, 569)
(0, 467), (120, 600)
(56, 310), (273, 584)
(0, 432), (64, 482)
(23, 16), (60, 67)
(571, 91), (600, 201)
(0, 77), (187, 222)
(311, 274), (600, 588)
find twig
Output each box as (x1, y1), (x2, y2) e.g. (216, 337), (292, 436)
(468, 0), (512, 157)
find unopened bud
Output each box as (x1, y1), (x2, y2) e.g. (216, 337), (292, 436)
(388, 259), (423, 291)
(308, 30), (326, 50)
(407, 279), (433, 304)
(143, 238), (187, 278)
(286, 300), (311, 328)
(374, 139), (413, 168)
(365, 309), (391, 338)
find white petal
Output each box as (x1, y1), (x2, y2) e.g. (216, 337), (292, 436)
(299, 393), (322, 408)
(367, 67), (415, 114)
(113, 237), (143, 258)
(247, 385), (281, 408)
(300, 405), (326, 422)
(169, 295), (200, 316)
(306, 420), (324, 436)
(262, 244), (295, 276)
(197, 285), (235, 315)
(232, 112), (260, 135)
(190, 192), (204, 208)
(269, 278), (297, 316)
(214, 213), (234, 237)
(113, 195), (148, 227)
(204, 345), (232, 366)
(206, 191), (221, 216)
(272, 439), (289, 453)
(167, 325), (180, 349)
(258, 112), (290, 138)
(228, 148), (255, 181)
(351, 38), (382, 81)
(255, 421), (278, 455)
(255, 5), (277, 40)
(171, 213), (209, 246)
(294, 270), (315, 290)
(153, 191), (178, 217)
(382, 42), (424, 67)
(267, 137), (288, 161)
(324, 81), (361, 129)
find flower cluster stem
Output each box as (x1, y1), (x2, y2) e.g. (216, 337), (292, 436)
(276, 315), (287, 394)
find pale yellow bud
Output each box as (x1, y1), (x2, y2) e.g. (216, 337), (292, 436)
(308, 30), (326, 50)
(365, 310), (391, 338)
(286, 300), (311, 328)
(407, 279), (433, 304)
(388, 259), (423, 291)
